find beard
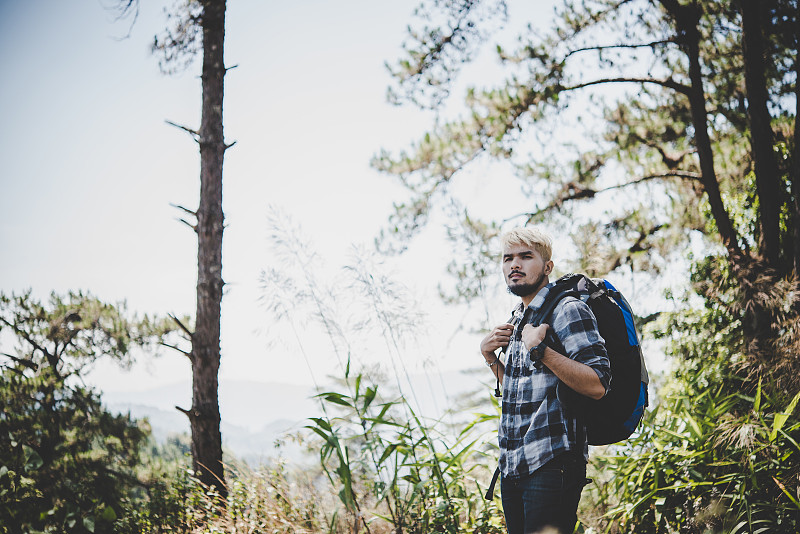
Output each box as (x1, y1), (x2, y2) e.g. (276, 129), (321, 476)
(507, 271), (546, 298)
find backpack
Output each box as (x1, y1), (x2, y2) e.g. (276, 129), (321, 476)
(530, 273), (649, 445)
(484, 273), (649, 500)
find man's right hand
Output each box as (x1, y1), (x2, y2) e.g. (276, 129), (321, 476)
(480, 323), (514, 359)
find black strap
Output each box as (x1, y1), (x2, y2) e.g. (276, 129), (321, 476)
(494, 307), (532, 397)
(485, 467), (501, 500)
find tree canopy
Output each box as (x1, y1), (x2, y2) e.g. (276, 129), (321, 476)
(377, 0), (799, 382)
(0, 291), (174, 534)
(0, 290), (172, 380)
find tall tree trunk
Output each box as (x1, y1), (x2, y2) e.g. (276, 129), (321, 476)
(741, 0), (783, 270)
(792, 48), (800, 279)
(190, 0), (227, 500)
(663, 0), (742, 260)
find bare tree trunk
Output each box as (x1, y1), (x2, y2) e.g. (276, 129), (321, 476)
(190, 0), (227, 500)
(793, 63), (800, 280)
(741, 0), (783, 270)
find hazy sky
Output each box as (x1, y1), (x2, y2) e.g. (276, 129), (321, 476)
(1, 0), (548, 397)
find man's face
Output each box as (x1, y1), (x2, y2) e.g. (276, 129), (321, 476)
(502, 244), (551, 298)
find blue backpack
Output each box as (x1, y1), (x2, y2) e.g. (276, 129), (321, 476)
(531, 273), (649, 445)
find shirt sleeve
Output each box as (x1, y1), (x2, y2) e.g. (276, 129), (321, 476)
(551, 297), (611, 395)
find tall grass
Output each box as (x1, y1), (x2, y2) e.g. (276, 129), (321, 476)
(583, 293), (800, 534)
(255, 211), (504, 533)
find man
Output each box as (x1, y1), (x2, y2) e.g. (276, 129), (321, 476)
(480, 227), (611, 534)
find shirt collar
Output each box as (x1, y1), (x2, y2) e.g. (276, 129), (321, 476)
(527, 281), (555, 312)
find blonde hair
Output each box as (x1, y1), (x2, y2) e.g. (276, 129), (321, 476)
(500, 227), (553, 263)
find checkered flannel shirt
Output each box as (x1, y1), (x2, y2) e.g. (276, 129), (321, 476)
(499, 282), (611, 479)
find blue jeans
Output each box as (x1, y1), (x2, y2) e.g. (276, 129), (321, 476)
(501, 452), (587, 534)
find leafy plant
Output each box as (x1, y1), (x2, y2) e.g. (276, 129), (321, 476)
(308, 370), (504, 534)
(585, 260), (800, 534)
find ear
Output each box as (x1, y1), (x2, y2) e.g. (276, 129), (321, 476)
(545, 261), (554, 275)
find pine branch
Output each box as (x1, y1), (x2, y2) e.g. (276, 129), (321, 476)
(159, 341), (192, 359)
(564, 76), (691, 96)
(0, 352), (39, 371)
(170, 203), (197, 218)
(515, 171), (701, 223)
(165, 120), (200, 143)
(0, 316), (56, 368)
(178, 218), (198, 232)
(175, 405), (193, 418)
(561, 39), (676, 62)
(628, 132), (694, 169)
(606, 223), (666, 271)
(169, 313), (194, 340)
(604, 171), (701, 190)
(55, 317), (83, 361)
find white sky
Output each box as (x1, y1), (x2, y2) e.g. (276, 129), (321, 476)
(2, 0), (557, 396)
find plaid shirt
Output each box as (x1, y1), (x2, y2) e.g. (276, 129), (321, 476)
(499, 282), (611, 478)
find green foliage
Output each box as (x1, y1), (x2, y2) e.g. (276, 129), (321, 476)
(111, 435), (199, 533)
(589, 364), (800, 533)
(0, 291), (181, 534)
(162, 457), (507, 534)
(0, 368), (149, 534)
(135, 458), (371, 534)
(113, 466), (217, 534)
(0, 290), (174, 379)
(386, 0), (508, 109)
(585, 257), (800, 533)
(307, 370), (504, 534)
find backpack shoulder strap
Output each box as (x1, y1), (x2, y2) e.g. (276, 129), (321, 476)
(524, 274), (603, 358)
(527, 273), (591, 328)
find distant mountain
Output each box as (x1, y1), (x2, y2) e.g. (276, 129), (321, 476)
(104, 380), (320, 465)
(103, 380), (320, 431)
(102, 371), (489, 465)
(108, 402), (189, 440)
